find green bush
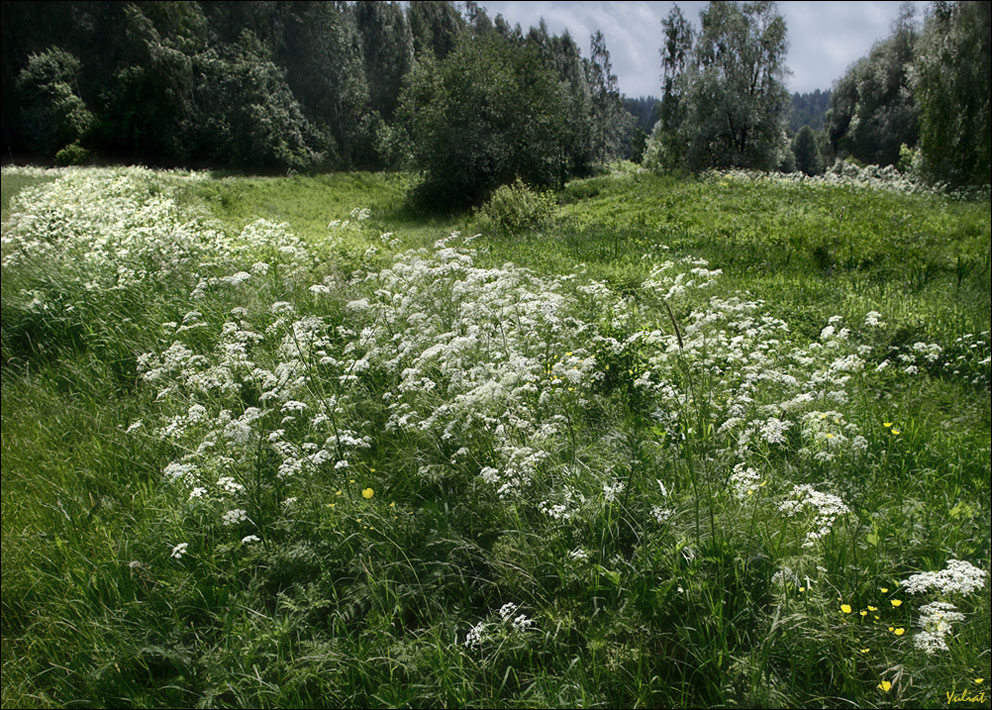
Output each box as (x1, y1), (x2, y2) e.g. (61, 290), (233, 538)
(53, 142), (92, 166)
(15, 47), (93, 158)
(473, 178), (556, 236)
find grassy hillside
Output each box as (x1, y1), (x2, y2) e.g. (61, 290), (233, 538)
(2, 165), (989, 708)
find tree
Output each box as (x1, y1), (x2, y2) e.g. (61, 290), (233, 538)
(826, 5), (918, 167)
(913, 0), (991, 185)
(789, 89), (831, 132)
(646, 1), (790, 172)
(355, 1), (413, 122)
(400, 33), (568, 207)
(646, 6), (695, 170)
(544, 30), (597, 176)
(408, 1), (464, 60)
(193, 31), (324, 172)
(792, 125), (823, 175)
(99, 2), (207, 163)
(15, 47), (92, 157)
(587, 31), (632, 163)
(276, 2), (370, 167)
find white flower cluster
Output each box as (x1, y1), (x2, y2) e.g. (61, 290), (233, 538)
(728, 464), (761, 501)
(464, 621), (488, 648)
(913, 601), (966, 655)
(2, 167), (224, 296)
(465, 603), (535, 649)
(642, 258), (722, 302)
(777, 484), (850, 547)
(602, 479), (626, 503)
(901, 559), (988, 596)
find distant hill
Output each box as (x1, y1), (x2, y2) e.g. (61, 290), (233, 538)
(789, 89), (831, 133)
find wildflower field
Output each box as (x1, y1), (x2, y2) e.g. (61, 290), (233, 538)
(1, 165), (990, 708)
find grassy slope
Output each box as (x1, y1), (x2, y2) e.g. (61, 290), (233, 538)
(2, 168), (990, 708)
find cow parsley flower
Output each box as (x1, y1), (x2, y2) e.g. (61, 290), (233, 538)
(778, 484), (849, 547)
(914, 601), (965, 655)
(729, 463), (761, 500)
(465, 622), (488, 648)
(603, 479), (625, 502)
(901, 559), (988, 596)
(221, 508), (247, 526)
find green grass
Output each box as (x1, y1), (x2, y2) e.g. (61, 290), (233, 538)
(2, 165), (990, 708)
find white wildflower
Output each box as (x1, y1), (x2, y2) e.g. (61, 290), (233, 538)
(465, 622), (488, 648)
(221, 508), (247, 526)
(512, 614), (534, 631)
(914, 601), (965, 655)
(603, 479), (625, 502)
(901, 559), (988, 596)
(760, 417), (792, 445)
(729, 463), (761, 500)
(216, 476), (245, 494)
(651, 505), (673, 523)
(778, 484), (849, 547)
(864, 311), (884, 328)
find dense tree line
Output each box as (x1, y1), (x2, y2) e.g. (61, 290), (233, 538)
(2, 0), (633, 202)
(827, 0), (990, 185)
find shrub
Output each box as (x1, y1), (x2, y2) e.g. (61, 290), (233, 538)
(473, 179), (556, 236)
(53, 142), (92, 166)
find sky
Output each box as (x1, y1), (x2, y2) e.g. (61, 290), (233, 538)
(474, 1), (930, 97)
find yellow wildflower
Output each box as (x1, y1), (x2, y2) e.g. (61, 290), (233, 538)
(362, 488), (374, 499)
(890, 599), (902, 607)
(878, 680), (892, 693)
(841, 604), (853, 614)
(893, 627), (905, 636)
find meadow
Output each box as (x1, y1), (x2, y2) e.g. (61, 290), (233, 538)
(1, 164), (989, 708)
